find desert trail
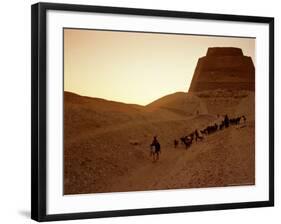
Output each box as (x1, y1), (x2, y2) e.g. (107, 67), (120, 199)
(64, 89), (254, 194)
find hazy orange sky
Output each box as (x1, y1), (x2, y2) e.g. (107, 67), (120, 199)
(64, 28), (255, 105)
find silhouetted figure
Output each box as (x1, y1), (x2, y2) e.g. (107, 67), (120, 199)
(242, 115), (247, 123)
(180, 135), (193, 149)
(219, 120), (225, 130)
(200, 128), (208, 135)
(236, 117), (241, 125)
(174, 139), (179, 148)
(214, 123), (218, 130)
(206, 123), (218, 134)
(224, 114), (230, 128)
(150, 136), (161, 162)
(229, 117), (241, 125)
(194, 129), (203, 142)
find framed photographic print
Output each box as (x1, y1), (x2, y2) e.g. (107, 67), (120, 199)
(31, 2), (274, 222)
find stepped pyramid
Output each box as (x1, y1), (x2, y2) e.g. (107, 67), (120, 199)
(188, 47), (255, 92)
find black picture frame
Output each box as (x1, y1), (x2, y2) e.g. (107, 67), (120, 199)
(31, 2), (274, 222)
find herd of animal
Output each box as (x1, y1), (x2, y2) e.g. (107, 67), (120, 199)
(175, 115), (246, 149)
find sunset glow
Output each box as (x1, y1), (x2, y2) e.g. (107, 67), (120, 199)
(64, 29), (255, 105)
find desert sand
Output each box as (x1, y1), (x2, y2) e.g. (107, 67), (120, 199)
(64, 89), (255, 194)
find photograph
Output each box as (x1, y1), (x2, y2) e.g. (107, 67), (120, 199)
(63, 28), (256, 195)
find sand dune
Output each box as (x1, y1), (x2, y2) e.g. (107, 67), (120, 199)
(64, 89), (254, 195)
(146, 92), (208, 116)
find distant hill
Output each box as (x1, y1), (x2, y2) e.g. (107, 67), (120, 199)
(146, 91), (208, 116)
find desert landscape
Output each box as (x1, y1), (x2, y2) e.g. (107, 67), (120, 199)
(64, 47), (255, 195)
